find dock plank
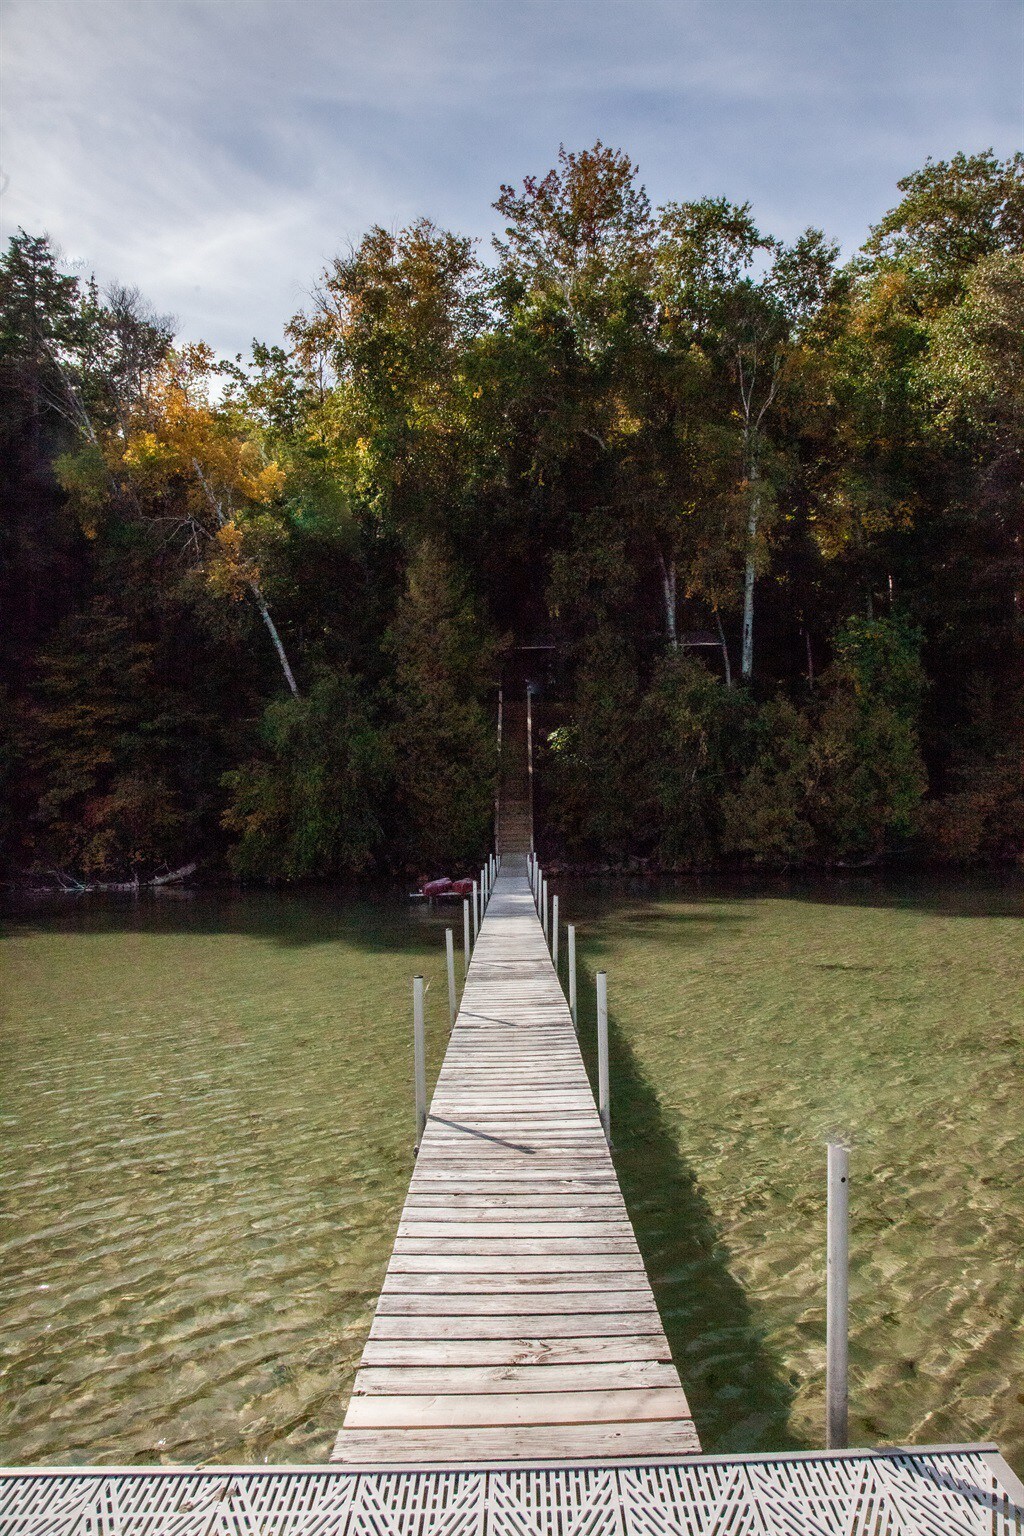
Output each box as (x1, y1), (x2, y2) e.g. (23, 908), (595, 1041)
(331, 854), (697, 1464)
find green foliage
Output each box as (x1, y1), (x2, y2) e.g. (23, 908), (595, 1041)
(21, 603), (195, 876)
(636, 656), (747, 864)
(222, 672), (387, 880)
(863, 150), (1024, 305)
(805, 617), (927, 859)
(721, 699), (814, 865)
(383, 540), (497, 871)
(542, 636), (642, 862)
(927, 743), (1024, 863)
(4, 145), (1024, 881)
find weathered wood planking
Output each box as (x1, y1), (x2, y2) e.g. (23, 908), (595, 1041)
(331, 855), (699, 1463)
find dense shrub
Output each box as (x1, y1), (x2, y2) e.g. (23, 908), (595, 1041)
(222, 673), (388, 879)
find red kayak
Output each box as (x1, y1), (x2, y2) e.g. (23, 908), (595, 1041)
(422, 877), (452, 897)
(449, 878), (474, 897)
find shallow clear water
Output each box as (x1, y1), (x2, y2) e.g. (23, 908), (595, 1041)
(563, 876), (1024, 1468)
(0, 892), (452, 1465)
(1, 878), (1022, 1471)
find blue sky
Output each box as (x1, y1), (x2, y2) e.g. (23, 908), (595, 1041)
(4, 0), (1022, 357)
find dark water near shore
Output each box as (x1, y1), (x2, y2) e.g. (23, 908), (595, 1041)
(1, 877), (1021, 1468)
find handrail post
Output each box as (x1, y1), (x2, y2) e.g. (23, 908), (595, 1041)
(596, 970), (610, 1145)
(826, 1143), (849, 1448)
(552, 894), (559, 967)
(471, 882), (479, 942)
(568, 924), (577, 1029)
(445, 928), (456, 1029)
(542, 878), (549, 940)
(496, 683), (503, 858)
(413, 975), (426, 1153)
(526, 683), (534, 853)
(463, 899), (471, 976)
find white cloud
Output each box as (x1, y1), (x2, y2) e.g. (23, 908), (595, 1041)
(4, 0), (1021, 355)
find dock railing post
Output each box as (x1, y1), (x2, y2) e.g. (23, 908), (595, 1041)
(413, 975), (426, 1153)
(472, 880), (479, 940)
(596, 970), (610, 1144)
(826, 1142), (849, 1449)
(552, 894), (559, 967)
(463, 899), (471, 976)
(568, 924), (577, 1029)
(542, 878), (549, 940)
(445, 928), (456, 1029)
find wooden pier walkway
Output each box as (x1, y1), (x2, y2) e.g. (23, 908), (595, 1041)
(332, 853), (699, 1464)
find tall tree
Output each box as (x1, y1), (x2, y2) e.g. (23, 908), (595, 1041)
(657, 202), (842, 678)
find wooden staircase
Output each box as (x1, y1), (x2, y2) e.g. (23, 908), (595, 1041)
(498, 700), (532, 855)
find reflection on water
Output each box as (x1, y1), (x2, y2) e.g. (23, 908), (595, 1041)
(1, 878), (1022, 1471)
(565, 874), (1024, 1469)
(0, 893), (450, 1465)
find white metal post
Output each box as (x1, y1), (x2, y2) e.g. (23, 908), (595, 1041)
(596, 970), (609, 1144)
(463, 899), (471, 976)
(542, 878), (549, 940)
(445, 928), (456, 1029)
(526, 684), (534, 853)
(413, 975), (426, 1153)
(568, 924), (577, 1029)
(826, 1143), (849, 1449)
(552, 894), (559, 967)
(472, 881), (479, 940)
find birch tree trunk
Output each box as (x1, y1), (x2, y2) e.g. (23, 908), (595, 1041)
(741, 447), (760, 682)
(659, 554), (679, 650)
(190, 458), (300, 698)
(251, 582), (300, 697)
(715, 609), (733, 687)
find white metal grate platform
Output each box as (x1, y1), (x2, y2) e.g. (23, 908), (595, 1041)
(2, 1446), (1021, 1535)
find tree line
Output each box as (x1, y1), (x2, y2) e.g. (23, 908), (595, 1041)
(2, 145), (1022, 882)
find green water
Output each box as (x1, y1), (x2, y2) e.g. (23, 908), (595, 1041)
(1, 880), (1021, 1469)
(0, 893), (451, 1465)
(565, 877), (1024, 1467)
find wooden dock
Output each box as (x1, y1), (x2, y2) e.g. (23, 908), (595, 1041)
(332, 853), (699, 1464)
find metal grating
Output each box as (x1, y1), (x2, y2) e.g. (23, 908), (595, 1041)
(1, 1447), (1021, 1535)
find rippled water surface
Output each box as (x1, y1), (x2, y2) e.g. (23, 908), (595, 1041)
(2, 879), (1022, 1470)
(564, 876), (1024, 1468)
(1, 892), (451, 1465)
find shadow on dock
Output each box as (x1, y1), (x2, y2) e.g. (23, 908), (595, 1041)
(577, 978), (807, 1455)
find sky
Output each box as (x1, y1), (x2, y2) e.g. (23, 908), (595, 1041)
(3, 0), (1023, 358)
